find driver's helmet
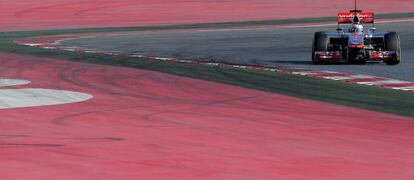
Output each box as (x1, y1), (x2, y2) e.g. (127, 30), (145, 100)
(349, 24), (364, 33)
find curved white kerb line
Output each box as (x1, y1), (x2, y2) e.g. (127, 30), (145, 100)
(0, 79), (31, 87)
(0, 88), (93, 109)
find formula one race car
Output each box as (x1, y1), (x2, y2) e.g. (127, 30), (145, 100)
(312, 5), (401, 65)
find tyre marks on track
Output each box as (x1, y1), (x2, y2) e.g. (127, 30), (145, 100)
(1, 53), (414, 179)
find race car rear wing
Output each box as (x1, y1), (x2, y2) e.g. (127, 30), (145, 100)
(338, 12), (375, 24)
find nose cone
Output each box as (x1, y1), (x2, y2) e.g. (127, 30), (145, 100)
(349, 33), (364, 48)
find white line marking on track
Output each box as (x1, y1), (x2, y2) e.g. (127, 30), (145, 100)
(292, 71), (337, 75)
(0, 79), (93, 109)
(0, 88), (93, 109)
(43, 46), (57, 49)
(392, 86), (414, 91)
(324, 75), (377, 80)
(357, 80), (411, 86)
(23, 43), (42, 47)
(0, 79), (31, 87)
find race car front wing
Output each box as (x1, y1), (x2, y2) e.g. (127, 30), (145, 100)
(314, 51), (396, 62)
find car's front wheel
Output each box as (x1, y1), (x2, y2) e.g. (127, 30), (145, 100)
(384, 32), (401, 65)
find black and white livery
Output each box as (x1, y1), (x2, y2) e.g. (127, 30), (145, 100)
(312, 6), (401, 65)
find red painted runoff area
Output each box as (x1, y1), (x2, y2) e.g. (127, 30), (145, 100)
(1, 53), (414, 179)
(1, 0), (414, 31)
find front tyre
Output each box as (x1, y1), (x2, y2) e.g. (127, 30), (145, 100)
(384, 32), (401, 65)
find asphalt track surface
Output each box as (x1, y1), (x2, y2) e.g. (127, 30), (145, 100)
(1, 52), (414, 179)
(2, 0), (414, 31)
(62, 21), (414, 81)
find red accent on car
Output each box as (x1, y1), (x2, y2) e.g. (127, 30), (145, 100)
(317, 51), (342, 60)
(338, 12), (374, 24)
(348, 44), (365, 48)
(370, 52), (383, 59)
(370, 51), (394, 59)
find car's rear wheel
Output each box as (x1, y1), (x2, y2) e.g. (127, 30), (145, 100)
(384, 32), (401, 65)
(312, 32), (329, 65)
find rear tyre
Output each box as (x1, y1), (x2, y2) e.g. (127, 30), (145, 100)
(312, 32), (329, 65)
(384, 32), (401, 65)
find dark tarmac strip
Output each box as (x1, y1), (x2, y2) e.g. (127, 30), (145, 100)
(62, 21), (414, 81)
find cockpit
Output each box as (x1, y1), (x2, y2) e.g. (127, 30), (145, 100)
(348, 24), (364, 33)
